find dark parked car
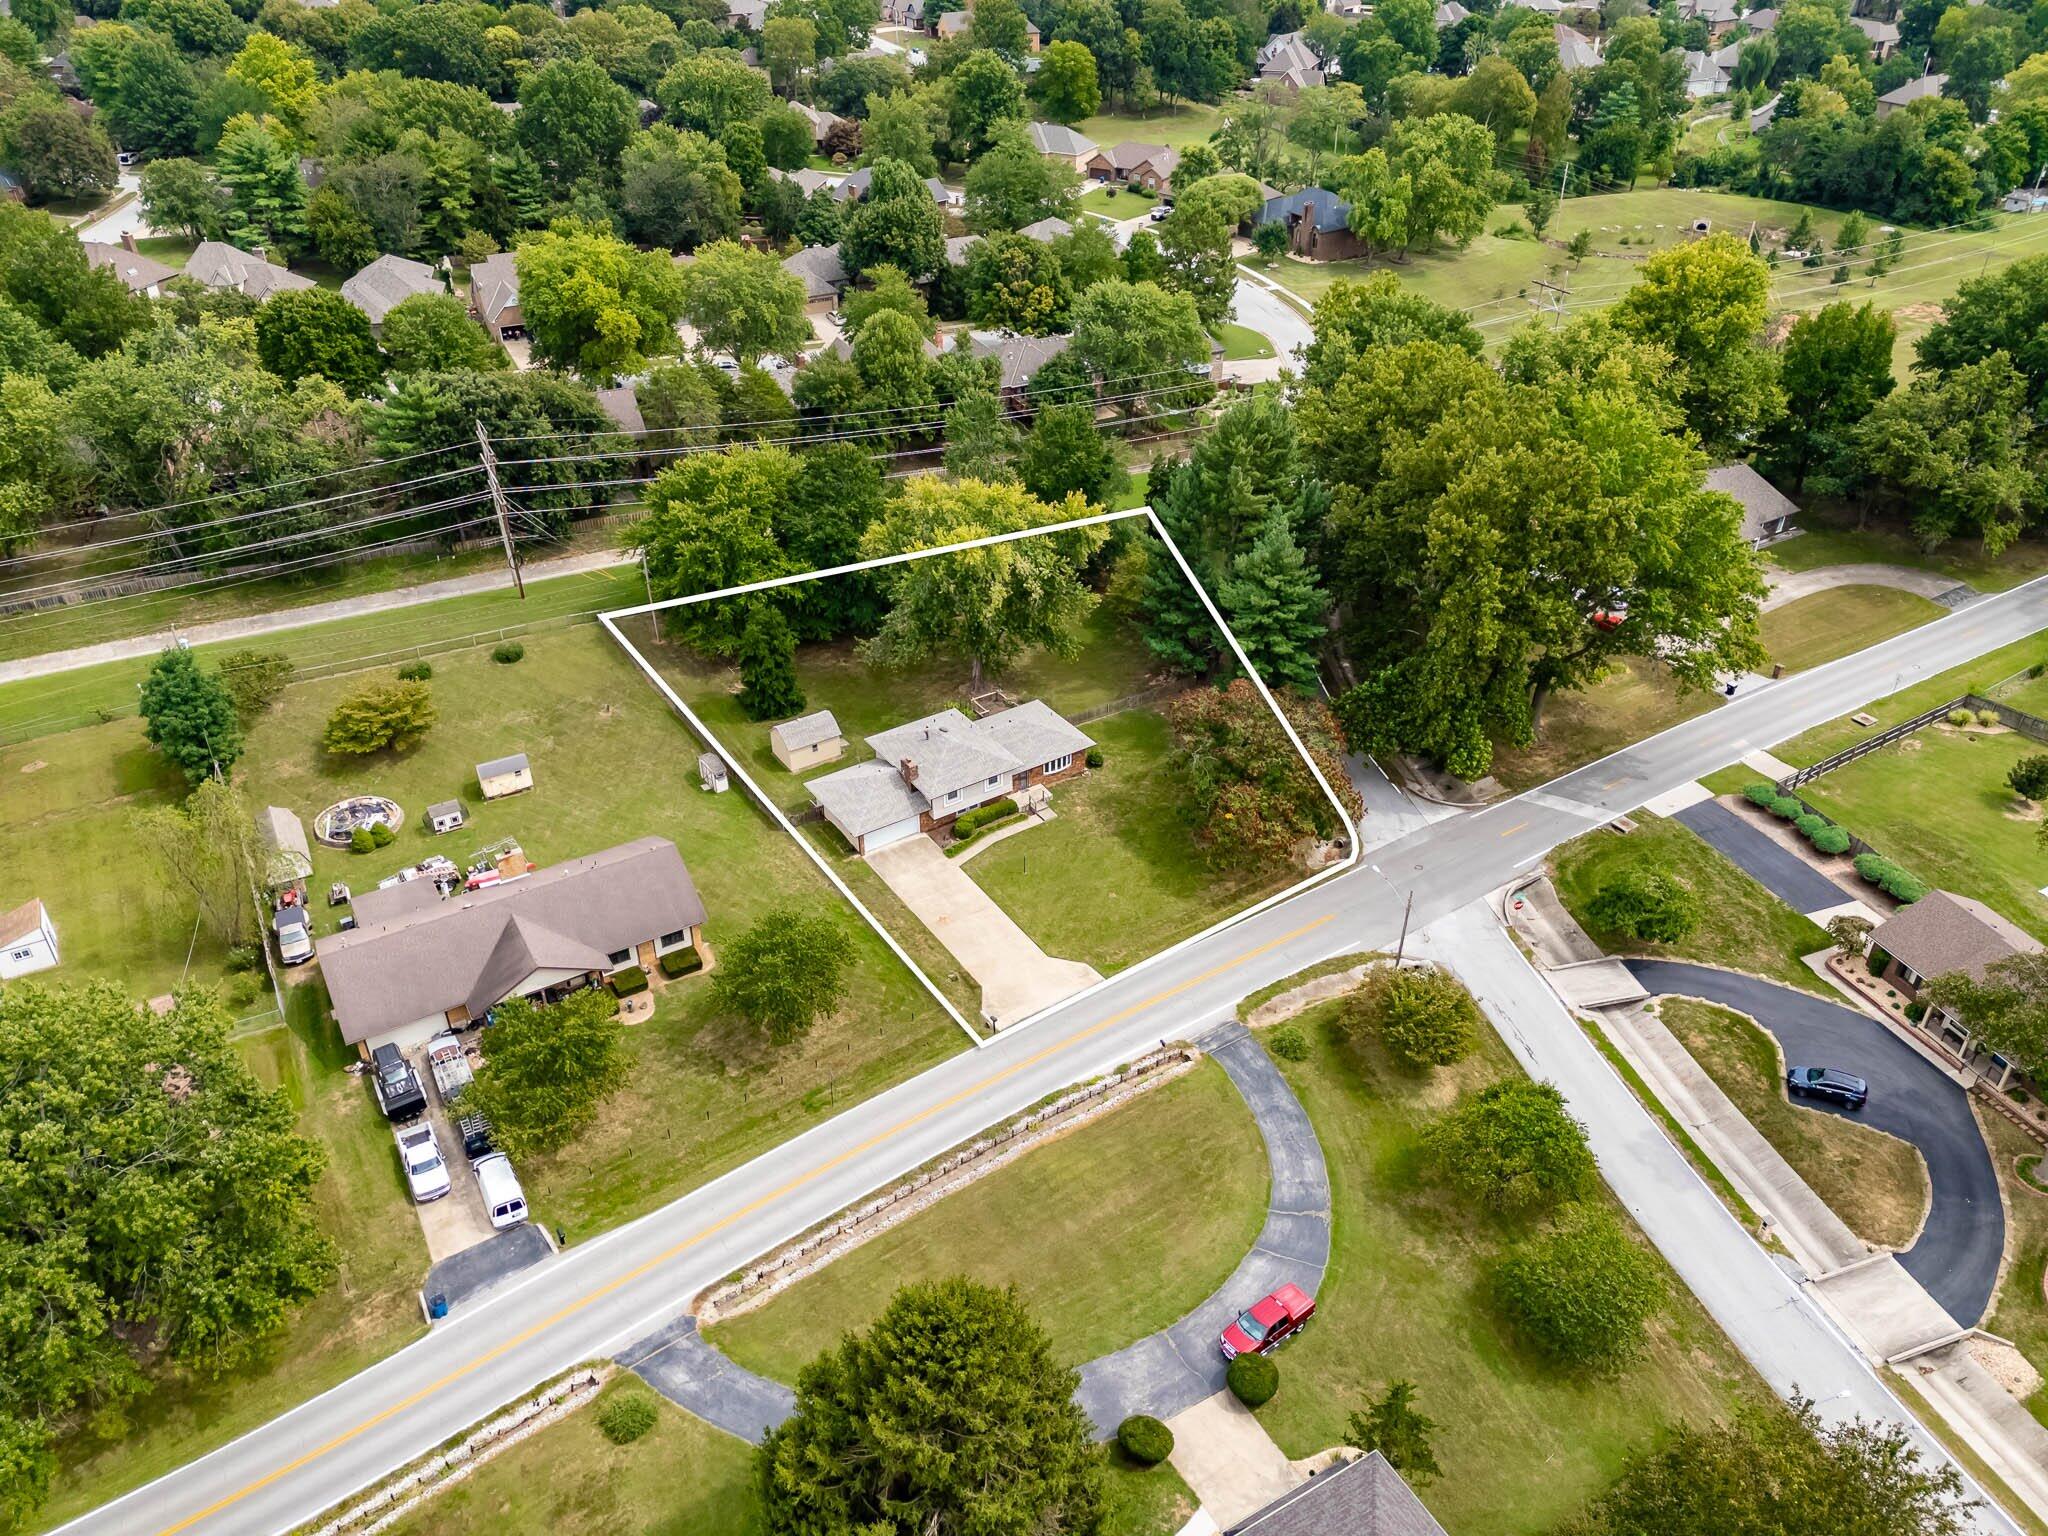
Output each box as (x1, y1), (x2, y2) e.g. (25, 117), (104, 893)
(369, 1042), (427, 1121)
(1787, 1065), (1868, 1109)
(1220, 1283), (1315, 1359)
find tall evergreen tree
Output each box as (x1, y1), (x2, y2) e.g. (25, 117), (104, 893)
(736, 603), (806, 720)
(138, 645), (243, 784)
(1218, 510), (1326, 694)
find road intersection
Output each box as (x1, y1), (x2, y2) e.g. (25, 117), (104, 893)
(56, 573), (2048, 1536)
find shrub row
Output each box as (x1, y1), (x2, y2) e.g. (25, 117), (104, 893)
(1749, 784), (1853, 856)
(945, 811), (1023, 856)
(953, 797), (1020, 837)
(397, 660), (433, 681)
(348, 821), (396, 854)
(1853, 853), (1926, 903)
(609, 965), (648, 997)
(1946, 707), (1998, 727)
(658, 946), (703, 978)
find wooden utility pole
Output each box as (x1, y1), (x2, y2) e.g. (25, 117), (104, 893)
(476, 420), (524, 599)
(1393, 890), (1413, 966)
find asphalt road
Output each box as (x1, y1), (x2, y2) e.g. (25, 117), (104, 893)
(58, 573), (2048, 1536)
(1627, 961), (2002, 1327)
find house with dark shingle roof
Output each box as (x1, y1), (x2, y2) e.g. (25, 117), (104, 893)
(1256, 187), (1362, 260)
(783, 241), (849, 314)
(1083, 141), (1179, 192)
(342, 253), (443, 331)
(1869, 890), (2044, 1082)
(469, 251), (523, 341)
(1877, 72), (1946, 117)
(184, 240), (318, 300)
(81, 239), (176, 296)
(315, 836), (708, 1050)
(1704, 463), (1799, 546)
(1225, 1454), (1447, 1536)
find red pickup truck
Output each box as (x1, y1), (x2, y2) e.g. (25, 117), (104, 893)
(1220, 1283), (1315, 1359)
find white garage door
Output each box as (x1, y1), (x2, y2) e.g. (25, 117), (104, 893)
(863, 815), (924, 852)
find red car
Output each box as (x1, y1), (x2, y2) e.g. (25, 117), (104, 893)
(1220, 1283), (1315, 1359)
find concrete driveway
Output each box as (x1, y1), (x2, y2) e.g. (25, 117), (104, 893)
(865, 836), (1100, 1028)
(1626, 960), (2002, 1326)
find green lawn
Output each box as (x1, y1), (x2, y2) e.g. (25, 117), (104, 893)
(1255, 1002), (1771, 1535)
(0, 559), (644, 744)
(41, 986), (429, 1529)
(1210, 322), (1275, 361)
(709, 1057), (1270, 1378)
(967, 710), (1287, 974)
(1077, 102), (1224, 152)
(1792, 724), (2048, 943)
(379, 1379), (1196, 1536)
(1487, 655), (1722, 793)
(232, 629), (967, 1238)
(1658, 998), (1928, 1250)
(1980, 1109), (2048, 1432)
(1761, 586), (1944, 675)
(1552, 815), (1834, 995)
(1766, 506), (2048, 594)
(1079, 183), (1156, 217)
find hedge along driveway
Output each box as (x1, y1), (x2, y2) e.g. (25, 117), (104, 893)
(1671, 800), (1856, 917)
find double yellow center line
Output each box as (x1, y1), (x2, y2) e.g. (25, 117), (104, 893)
(155, 912), (1337, 1535)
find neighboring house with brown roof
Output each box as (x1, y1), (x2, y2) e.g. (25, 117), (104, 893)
(783, 241), (849, 314)
(469, 251), (524, 341)
(0, 898), (60, 980)
(316, 836), (708, 1051)
(769, 165), (837, 197)
(81, 239), (175, 297)
(1083, 141), (1179, 192)
(595, 384), (644, 435)
(1016, 215), (1074, 243)
(342, 253), (442, 331)
(1257, 30), (1329, 86)
(1703, 463), (1799, 546)
(184, 241), (318, 300)
(1877, 72), (1946, 117)
(968, 328), (1072, 397)
(1224, 1453), (1447, 1536)
(1869, 890), (2045, 1076)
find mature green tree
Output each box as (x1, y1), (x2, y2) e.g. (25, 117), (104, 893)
(679, 238), (810, 366)
(1070, 277), (1210, 416)
(949, 47), (1028, 157)
(140, 645), (244, 784)
(1341, 963), (1479, 1069)
(1857, 354), (2040, 553)
(1383, 111), (1498, 248)
(106, 30), (202, 156)
(0, 982), (335, 1528)
(1300, 272), (1480, 390)
(632, 445), (797, 652)
(859, 476), (1106, 692)
(657, 52), (773, 134)
(1033, 39), (1102, 122)
(736, 603), (807, 720)
(305, 182), (378, 271)
(715, 907), (856, 1042)
(1613, 233), (1782, 453)
(349, 3), (493, 85)
(842, 155), (947, 280)
(1916, 254), (2048, 406)
(139, 156), (224, 241)
(254, 289), (384, 396)
(636, 359), (724, 444)
(965, 231), (1071, 333)
(621, 124), (744, 251)
(1017, 401), (1127, 508)
(380, 292), (506, 375)
(1350, 1382), (1441, 1484)
(841, 262), (933, 338)
(1563, 1397), (1972, 1536)
(1424, 1079), (1596, 1214)
(215, 113), (309, 255)
(129, 776), (264, 945)
(1493, 1206), (1663, 1372)
(516, 57), (636, 190)
(965, 126), (1079, 232)
(1765, 301), (1895, 494)
(775, 442), (890, 636)
(850, 306), (935, 418)
(6, 104), (119, 204)
(1164, 680), (1359, 871)
(758, 1278), (1104, 1534)
(518, 219), (688, 378)
(1588, 867), (1698, 942)
(461, 991), (629, 1159)
(320, 678), (437, 755)
(942, 388), (1020, 482)
(968, 0), (1030, 58)
(762, 13), (818, 95)
(2011, 755), (2048, 804)
(215, 649), (294, 725)
(1926, 952), (2048, 1080)
(860, 87), (944, 175)
(1156, 195), (1239, 330)
(1217, 513), (1326, 696)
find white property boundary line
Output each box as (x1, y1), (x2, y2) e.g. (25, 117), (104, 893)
(597, 504), (1361, 1050)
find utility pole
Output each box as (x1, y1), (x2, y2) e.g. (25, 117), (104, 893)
(475, 420), (524, 600)
(1532, 270), (1570, 329)
(1393, 889), (1413, 966)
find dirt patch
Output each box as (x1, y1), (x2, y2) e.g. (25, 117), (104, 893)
(17, 759), (44, 773)
(1895, 303), (1946, 326)
(1244, 962), (1382, 1028)
(2005, 802), (2044, 824)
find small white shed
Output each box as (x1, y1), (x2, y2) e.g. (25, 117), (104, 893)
(427, 799), (467, 834)
(476, 752), (533, 800)
(769, 710), (844, 772)
(698, 752), (730, 793)
(0, 899), (60, 979)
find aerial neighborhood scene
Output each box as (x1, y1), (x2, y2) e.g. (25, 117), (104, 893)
(10, 0), (2048, 1527)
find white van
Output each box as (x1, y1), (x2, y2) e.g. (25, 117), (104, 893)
(473, 1153), (529, 1229)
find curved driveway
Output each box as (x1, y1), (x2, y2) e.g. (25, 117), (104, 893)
(1626, 960), (2002, 1326)
(622, 1022), (1330, 1441)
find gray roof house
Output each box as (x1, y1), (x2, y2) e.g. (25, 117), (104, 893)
(1877, 72), (1946, 116)
(783, 241), (849, 305)
(316, 836), (708, 1047)
(342, 253), (442, 329)
(968, 329), (1073, 394)
(1435, 0), (1470, 25)
(1872, 891), (2043, 988)
(1225, 1454), (1447, 1536)
(833, 167), (957, 206)
(1704, 463), (1799, 546)
(81, 240), (176, 296)
(1016, 215), (1074, 243)
(184, 241), (317, 300)
(1027, 121), (1097, 162)
(1555, 23), (1604, 69)
(769, 165), (838, 197)
(809, 700), (1093, 853)
(470, 250), (522, 338)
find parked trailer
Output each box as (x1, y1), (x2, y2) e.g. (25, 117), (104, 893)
(426, 1032), (473, 1103)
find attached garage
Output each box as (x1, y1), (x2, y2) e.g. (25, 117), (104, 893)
(860, 814), (924, 852)
(808, 760), (928, 855)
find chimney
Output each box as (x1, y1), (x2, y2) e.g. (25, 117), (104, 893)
(120, 230), (137, 253)
(251, 245), (266, 263)
(899, 757), (919, 787)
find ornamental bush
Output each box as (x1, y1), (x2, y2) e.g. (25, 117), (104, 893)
(1811, 825), (1852, 855)
(1227, 1352), (1279, 1408)
(369, 820), (395, 848)
(397, 660), (433, 681)
(1085, 746), (1104, 768)
(659, 946), (703, 977)
(1742, 782), (1778, 808)
(598, 1390), (660, 1445)
(609, 965), (648, 996)
(1947, 708), (1972, 726)
(1491, 1206), (1664, 1373)
(1118, 1415), (1174, 1465)
(2010, 754), (2048, 802)
(1768, 796), (1803, 820)
(492, 641), (525, 664)
(1586, 868), (1698, 944)
(953, 797), (1020, 837)
(1853, 854), (1926, 902)
(1793, 813), (1827, 840)
(1978, 708), (2000, 726)
(349, 827), (375, 854)
(1268, 1025), (1311, 1062)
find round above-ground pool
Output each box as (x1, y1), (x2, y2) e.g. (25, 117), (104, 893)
(313, 795), (405, 847)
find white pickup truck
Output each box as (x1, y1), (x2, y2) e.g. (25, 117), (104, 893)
(394, 1122), (451, 1203)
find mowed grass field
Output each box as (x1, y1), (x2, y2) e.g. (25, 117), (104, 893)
(1486, 655), (1722, 793)
(1255, 1002), (1771, 1534)
(1761, 585), (1945, 674)
(1658, 998), (1928, 1250)
(710, 1057), (1269, 1379)
(1077, 102), (1225, 151)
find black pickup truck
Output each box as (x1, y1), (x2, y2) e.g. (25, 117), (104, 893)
(370, 1043), (427, 1121)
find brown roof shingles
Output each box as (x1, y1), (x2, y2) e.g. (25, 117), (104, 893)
(1872, 889), (2043, 984)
